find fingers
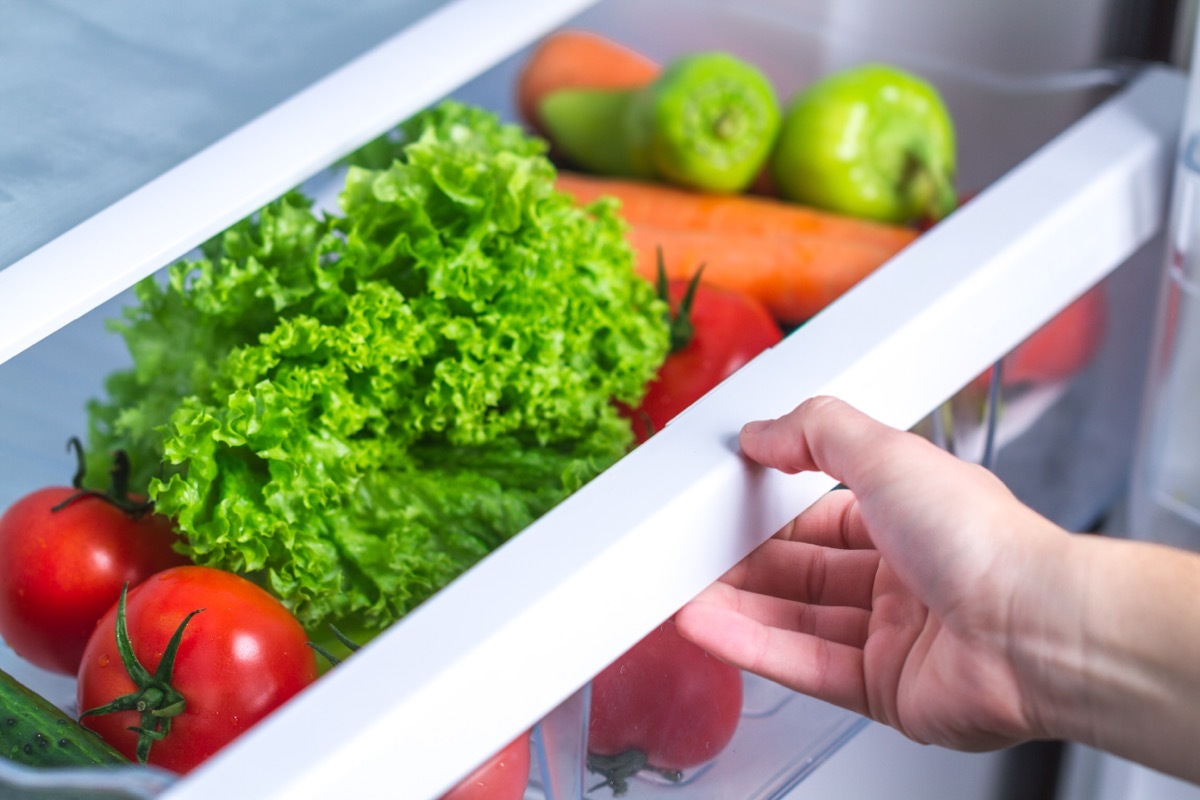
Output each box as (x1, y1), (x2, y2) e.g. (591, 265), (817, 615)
(688, 580), (870, 647)
(740, 396), (1018, 576)
(740, 395), (1053, 630)
(676, 596), (868, 716)
(775, 481), (874, 551)
(719, 536), (880, 610)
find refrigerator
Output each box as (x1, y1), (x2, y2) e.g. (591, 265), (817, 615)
(0, 1), (1195, 798)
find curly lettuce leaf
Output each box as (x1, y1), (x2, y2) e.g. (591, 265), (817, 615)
(88, 101), (668, 635)
(342, 100), (546, 171)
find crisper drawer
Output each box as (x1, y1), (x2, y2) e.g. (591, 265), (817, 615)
(0, 1), (1185, 799)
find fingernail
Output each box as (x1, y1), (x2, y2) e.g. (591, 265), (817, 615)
(741, 419), (771, 437)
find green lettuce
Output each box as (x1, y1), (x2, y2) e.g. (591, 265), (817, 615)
(87, 101), (669, 636)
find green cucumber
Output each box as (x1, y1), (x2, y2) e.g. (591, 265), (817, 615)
(1, 667), (128, 768)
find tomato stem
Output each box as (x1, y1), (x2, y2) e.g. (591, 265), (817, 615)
(51, 438), (156, 518)
(80, 584), (203, 764)
(630, 408), (656, 442)
(306, 624), (363, 669)
(654, 246), (706, 354)
(586, 749), (683, 796)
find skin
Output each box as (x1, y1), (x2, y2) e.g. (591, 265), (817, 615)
(675, 396), (1200, 784)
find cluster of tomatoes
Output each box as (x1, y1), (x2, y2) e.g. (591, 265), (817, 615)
(0, 454), (751, 798)
(0, 446), (318, 775)
(0, 449), (533, 798)
(0, 447), (749, 799)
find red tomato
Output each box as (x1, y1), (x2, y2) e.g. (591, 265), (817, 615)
(77, 566), (318, 774)
(629, 279), (782, 443)
(967, 284), (1108, 392)
(1002, 284), (1108, 385)
(588, 620), (743, 786)
(0, 487), (188, 675)
(440, 733), (531, 800)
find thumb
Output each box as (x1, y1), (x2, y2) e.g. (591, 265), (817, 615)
(739, 396), (950, 497)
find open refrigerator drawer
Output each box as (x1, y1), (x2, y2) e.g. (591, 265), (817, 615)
(0, 1), (1186, 798)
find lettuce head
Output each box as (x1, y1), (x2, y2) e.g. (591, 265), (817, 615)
(87, 101), (669, 637)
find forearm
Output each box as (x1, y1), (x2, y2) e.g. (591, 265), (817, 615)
(1023, 532), (1200, 782)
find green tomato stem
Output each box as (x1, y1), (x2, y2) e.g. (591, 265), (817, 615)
(586, 748), (684, 797)
(652, 246), (706, 354)
(80, 584), (203, 764)
(51, 438), (156, 518)
(306, 624), (364, 670)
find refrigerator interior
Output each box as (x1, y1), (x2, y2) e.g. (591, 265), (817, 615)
(0, 1), (1188, 798)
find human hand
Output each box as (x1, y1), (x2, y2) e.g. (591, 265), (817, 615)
(675, 395), (1073, 751)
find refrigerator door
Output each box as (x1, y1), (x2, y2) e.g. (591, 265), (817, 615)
(0, 1), (1187, 799)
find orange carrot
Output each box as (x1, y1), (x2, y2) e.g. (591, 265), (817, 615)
(555, 171), (919, 323)
(515, 31), (660, 134)
(556, 171), (919, 253)
(627, 227), (904, 325)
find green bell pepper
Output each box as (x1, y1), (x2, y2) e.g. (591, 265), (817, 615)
(770, 63), (957, 224)
(539, 52), (780, 193)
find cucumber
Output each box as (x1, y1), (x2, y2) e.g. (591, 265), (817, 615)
(1, 667), (127, 768)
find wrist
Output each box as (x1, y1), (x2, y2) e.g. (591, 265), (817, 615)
(1006, 527), (1092, 743)
(1014, 532), (1200, 781)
